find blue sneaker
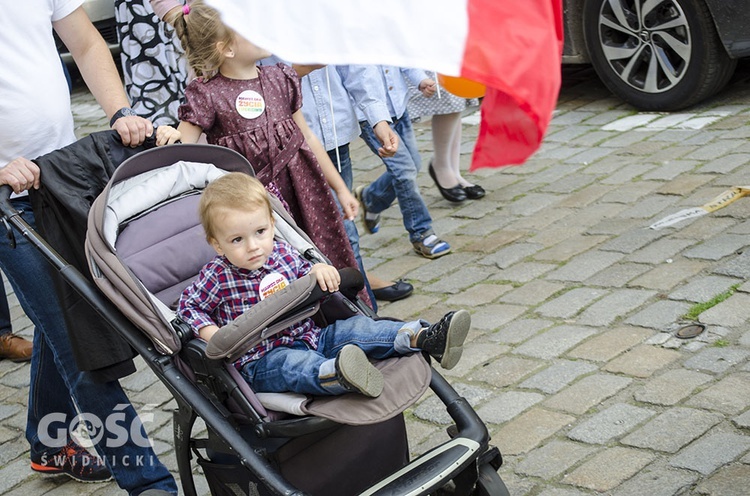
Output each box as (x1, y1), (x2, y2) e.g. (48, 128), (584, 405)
(412, 234), (450, 259)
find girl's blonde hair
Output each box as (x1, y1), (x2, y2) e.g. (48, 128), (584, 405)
(199, 173), (274, 242)
(172, 0), (234, 79)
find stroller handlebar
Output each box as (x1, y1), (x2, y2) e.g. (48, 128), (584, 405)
(0, 185), (14, 215)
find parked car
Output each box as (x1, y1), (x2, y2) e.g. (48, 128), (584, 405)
(563, 0), (750, 110)
(56, 0), (118, 64)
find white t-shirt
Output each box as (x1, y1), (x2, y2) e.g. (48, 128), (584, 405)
(0, 0), (82, 167)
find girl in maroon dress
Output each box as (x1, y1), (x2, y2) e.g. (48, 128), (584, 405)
(163, 0), (361, 282)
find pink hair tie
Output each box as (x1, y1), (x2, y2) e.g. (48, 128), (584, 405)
(182, 4), (190, 15)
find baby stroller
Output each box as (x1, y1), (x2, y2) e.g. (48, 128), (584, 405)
(0, 136), (508, 496)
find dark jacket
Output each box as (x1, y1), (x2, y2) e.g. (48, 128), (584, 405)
(29, 131), (156, 381)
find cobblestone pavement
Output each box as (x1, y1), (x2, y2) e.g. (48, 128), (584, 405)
(2, 63), (750, 495)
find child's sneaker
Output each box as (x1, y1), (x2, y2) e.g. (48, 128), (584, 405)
(412, 234), (451, 259)
(416, 310), (471, 370)
(354, 185), (381, 234)
(335, 344), (383, 397)
(30, 440), (112, 483)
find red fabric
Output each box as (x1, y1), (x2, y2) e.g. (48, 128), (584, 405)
(462, 0), (563, 170)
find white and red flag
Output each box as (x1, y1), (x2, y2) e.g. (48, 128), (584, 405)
(206, 0), (563, 170)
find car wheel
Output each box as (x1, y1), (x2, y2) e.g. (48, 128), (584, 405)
(582, 0), (737, 110)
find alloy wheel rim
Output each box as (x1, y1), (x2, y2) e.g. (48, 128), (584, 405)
(597, 0), (692, 93)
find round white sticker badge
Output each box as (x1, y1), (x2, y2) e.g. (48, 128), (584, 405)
(259, 272), (289, 300)
(235, 90), (265, 119)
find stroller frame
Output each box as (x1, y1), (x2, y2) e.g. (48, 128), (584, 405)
(0, 143), (509, 496)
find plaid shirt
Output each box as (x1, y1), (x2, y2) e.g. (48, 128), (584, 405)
(178, 240), (318, 368)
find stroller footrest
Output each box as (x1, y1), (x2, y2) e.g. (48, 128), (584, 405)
(361, 437), (481, 496)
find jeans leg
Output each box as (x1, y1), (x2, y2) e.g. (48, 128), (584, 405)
(242, 318), (421, 395)
(359, 115), (434, 242)
(327, 145), (377, 310)
(0, 198), (176, 495)
(241, 342), (330, 395)
(316, 316), (421, 359)
(0, 280), (12, 336)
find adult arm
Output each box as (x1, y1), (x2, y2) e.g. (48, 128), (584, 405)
(53, 7), (153, 146)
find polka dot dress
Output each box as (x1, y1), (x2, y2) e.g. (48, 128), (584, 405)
(407, 72), (479, 120)
(179, 64), (358, 272)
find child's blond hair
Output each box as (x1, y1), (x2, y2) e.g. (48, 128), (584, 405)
(172, 0), (234, 79)
(199, 173), (273, 242)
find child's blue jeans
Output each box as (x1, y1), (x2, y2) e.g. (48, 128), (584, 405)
(241, 316), (422, 395)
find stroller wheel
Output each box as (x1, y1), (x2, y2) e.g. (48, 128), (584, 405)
(474, 462), (510, 496)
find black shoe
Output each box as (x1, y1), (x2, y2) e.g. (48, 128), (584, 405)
(31, 440), (112, 483)
(463, 184), (486, 199)
(336, 345), (383, 397)
(372, 279), (413, 302)
(428, 163), (467, 203)
(416, 310), (471, 370)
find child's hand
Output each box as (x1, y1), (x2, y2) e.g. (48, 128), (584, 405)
(419, 78), (437, 97)
(339, 189), (359, 220)
(155, 125), (181, 146)
(373, 121), (399, 158)
(309, 263), (340, 292)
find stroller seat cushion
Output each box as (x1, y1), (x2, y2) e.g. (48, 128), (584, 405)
(255, 353), (431, 425)
(300, 353), (431, 425)
(116, 195), (216, 307)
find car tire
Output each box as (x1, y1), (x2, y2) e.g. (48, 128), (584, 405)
(582, 0), (737, 110)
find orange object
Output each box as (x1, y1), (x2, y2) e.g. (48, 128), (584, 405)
(438, 74), (486, 98)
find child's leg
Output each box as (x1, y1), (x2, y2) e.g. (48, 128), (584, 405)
(430, 112), (463, 188)
(318, 311), (473, 370)
(241, 344), (329, 395)
(317, 315), (422, 360)
(241, 341), (383, 397)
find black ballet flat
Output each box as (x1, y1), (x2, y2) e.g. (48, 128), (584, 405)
(428, 163), (467, 203)
(371, 279), (414, 302)
(463, 184), (486, 199)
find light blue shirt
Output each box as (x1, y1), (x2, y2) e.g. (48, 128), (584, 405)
(300, 65), (386, 151)
(340, 65), (428, 125)
(260, 57), (389, 151)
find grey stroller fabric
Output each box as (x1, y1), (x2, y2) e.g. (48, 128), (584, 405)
(206, 274), (321, 361)
(302, 354), (430, 425)
(84, 144), (431, 426)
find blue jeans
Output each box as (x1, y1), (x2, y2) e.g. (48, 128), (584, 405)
(0, 282), (11, 336)
(358, 111), (434, 243)
(327, 144), (377, 310)
(0, 198), (176, 495)
(241, 316), (421, 395)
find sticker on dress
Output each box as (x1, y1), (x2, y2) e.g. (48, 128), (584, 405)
(259, 272), (288, 300)
(236, 90), (265, 119)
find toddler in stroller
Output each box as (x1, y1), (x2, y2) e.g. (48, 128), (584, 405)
(178, 172), (471, 398)
(0, 133), (507, 494)
(63, 141), (506, 495)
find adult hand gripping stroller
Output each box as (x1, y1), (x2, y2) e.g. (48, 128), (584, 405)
(0, 133), (509, 496)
